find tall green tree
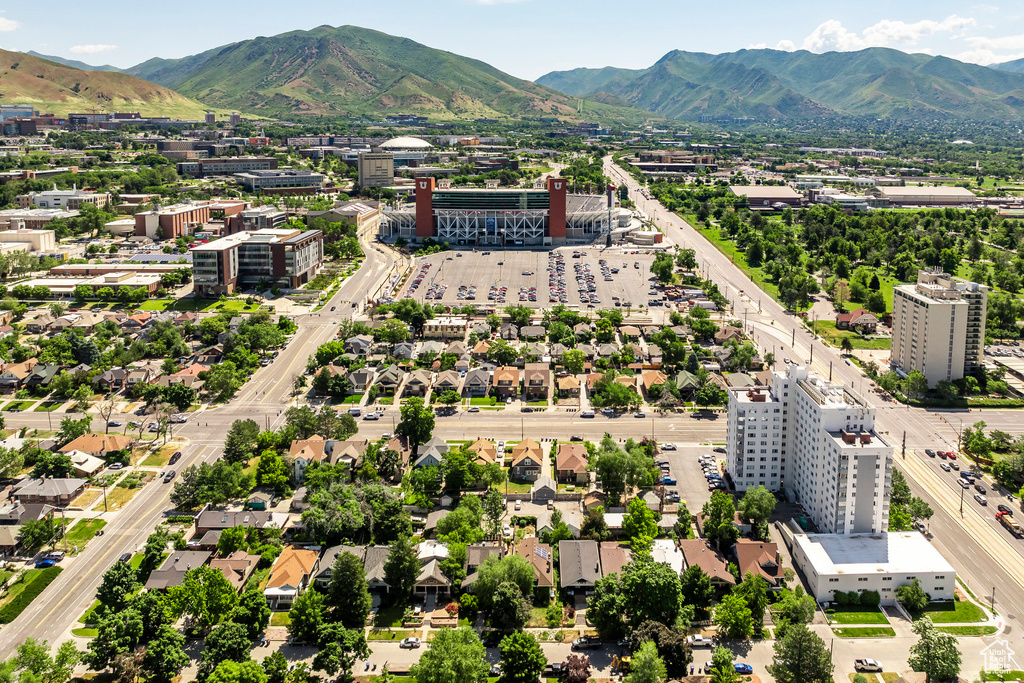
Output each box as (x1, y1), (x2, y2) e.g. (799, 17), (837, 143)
(766, 623), (834, 683)
(383, 535), (420, 603)
(498, 632), (546, 683)
(326, 551), (372, 629)
(397, 397), (434, 448)
(908, 617), (961, 683)
(410, 627), (488, 683)
(701, 491), (740, 550)
(713, 594), (754, 640)
(737, 485), (776, 540)
(627, 641), (667, 683)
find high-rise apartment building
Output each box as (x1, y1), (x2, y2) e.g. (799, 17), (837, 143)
(892, 270), (988, 386)
(727, 364), (892, 535)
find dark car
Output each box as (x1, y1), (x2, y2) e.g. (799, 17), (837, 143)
(998, 504), (1013, 515)
(570, 435), (583, 442)
(925, 449), (936, 457)
(713, 446), (726, 453)
(734, 663), (753, 675)
(168, 451), (182, 465)
(164, 470), (176, 483)
(975, 483), (987, 494)
(521, 407), (533, 413)
(118, 553), (132, 564)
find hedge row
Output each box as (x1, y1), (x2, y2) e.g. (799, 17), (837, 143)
(0, 567), (63, 624)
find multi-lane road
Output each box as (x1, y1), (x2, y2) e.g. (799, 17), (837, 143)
(605, 156), (1024, 670)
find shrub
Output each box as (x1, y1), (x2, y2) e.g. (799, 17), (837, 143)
(0, 567), (62, 623)
(859, 590), (881, 607)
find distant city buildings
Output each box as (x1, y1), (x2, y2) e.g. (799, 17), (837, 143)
(177, 157), (278, 178)
(727, 364), (892, 535)
(17, 187), (109, 210)
(233, 169), (327, 193)
(892, 269), (988, 386)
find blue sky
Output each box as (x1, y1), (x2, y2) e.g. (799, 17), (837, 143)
(2, 1), (1024, 80)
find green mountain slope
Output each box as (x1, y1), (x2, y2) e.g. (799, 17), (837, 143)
(0, 49), (213, 118)
(122, 25), (651, 122)
(539, 47), (1024, 120)
(993, 58), (1024, 74)
(24, 51), (121, 72)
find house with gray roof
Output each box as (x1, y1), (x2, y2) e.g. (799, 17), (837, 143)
(559, 540), (602, 590)
(314, 545), (366, 589)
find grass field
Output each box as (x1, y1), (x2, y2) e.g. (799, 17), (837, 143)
(4, 401), (35, 412)
(826, 605), (890, 625)
(140, 444), (178, 467)
(137, 299), (266, 313)
(63, 518), (106, 551)
(936, 625), (998, 636)
(832, 627), (896, 638)
(372, 604), (406, 628)
(815, 321), (892, 350)
(106, 486), (143, 510)
(908, 598), (987, 624)
(367, 630), (414, 641)
(470, 397), (500, 406)
(687, 216), (788, 308)
(70, 489), (102, 509)
(270, 612), (291, 627)
(33, 402), (63, 412)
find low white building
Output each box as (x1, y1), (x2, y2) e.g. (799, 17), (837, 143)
(791, 531), (955, 606)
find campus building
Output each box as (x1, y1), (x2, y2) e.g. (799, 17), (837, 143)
(17, 187), (110, 210)
(727, 364), (892, 535)
(176, 157), (278, 178)
(381, 177), (612, 246)
(191, 228), (324, 296)
(234, 169), (326, 193)
(357, 152), (395, 188)
(892, 269), (988, 386)
(134, 202), (212, 239)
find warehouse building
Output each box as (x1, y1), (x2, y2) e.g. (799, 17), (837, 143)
(879, 185), (979, 206)
(729, 185), (803, 209)
(381, 178), (612, 246)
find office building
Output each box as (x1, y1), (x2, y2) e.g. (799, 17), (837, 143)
(17, 187), (110, 210)
(0, 230), (56, 253)
(191, 228), (323, 296)
(790, 531), (955, 605)
(205, 111), (216, 125)
(234, 169), (326, 193)
(224, 206), (289, 234)
(727, 364), (892, 535)
(229, 112), (241, 126)
(879, 185), (978, 206)
(382, 177), (611, 246)
(357, 152), (394, 188)
(0, 105), (37, 122)
(134, 202), (212, 239)
(892, 270), (988, 386)
(0, 208), (79, 230)
(176, 157), (278, 178)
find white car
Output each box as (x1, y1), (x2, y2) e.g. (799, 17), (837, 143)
(687, 635), (713, 648)
(503, 524), (512, 538)
(661, 443), (677, 451)
(400, 637), (421, 649)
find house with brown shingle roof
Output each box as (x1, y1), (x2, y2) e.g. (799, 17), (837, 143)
(264, 545), (320, 609)
(733, 539), (781, 586)
(619, 325), (641, 340)
(555, 443), (588, 484)
(557, 375), (580, 398)
(404, 369), (432, 397)
(523, 362), (551, 400)
(472, 339), (491, 358)
(59, 433), (134, 457)
(836, 308), (878, 333)
(492, 366), (519, 399)
(209, 550), (260, 591)
(290, 435), (329, 481)
(509, 438), (543, 481)
(467, 438), (497, 465)
(514, 537), (553, 592)
(0, 359), (38, 391)
(599, 542), (632, 577)
(679, 539), (736, 586)
(640, 370), (668, 396)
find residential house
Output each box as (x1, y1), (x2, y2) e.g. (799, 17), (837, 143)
(0, 502), (54, 526)
(93, 368), (127, 391)
(679, 539), (736, 586)
(620, 325), (641, 341)
(577, 344), (597, 360)
(509, 439), (543, 481)
(330, 438), (368, 471)
(418, 341), (444, 358)
(415, 559), (450, 597)
(264, 545), (320, 609)
(467, 438), (497, 465)
(421, 316), (467, 339)
(597, 343), (619, 358)
(65, 450), (105, 477)
(470, 321), (490, 338)
(49, 315), (81, 332)
(290, 435), (329, 481)
(25, 364), (62, 389)
(531, 475), (556, 502)
(374, 365), (403, 395)
(733, 539), (781, 587)
(144, 550), (213, 590)
(313, 545), (365, 590)
(25, 315), (55, 334)
(444, 341), (468, 357)
(246, 492), (273, 511)
(363, 545), (391, 593)
(557, 375), (581, 398)
(11, 478), (87, 505)
(519, 325), (544, 340)
(472, 339), (491, 359)
(414, 436), (449, 469)
(499, 323), (519, 340)
(463, 542), (505, 588)
(715, 325), (743, 345)
(614, 375), (638, 392)
(523, 342), (547, 360)
(124, 311), (153, 330)
(555, 444), (588, 484)
(463, 368), (490, 397)
(573, 322), (594, 338)
(126, 368), (153, 388)
(347, 368), (375, 393)
(514, 537), (554, 595)
(599, 542), (632, 577)
(550, 343), (570, 359)
(193, 510), (277, 537)
(640, 370), (668, 397)
(674, 370), (701, 397)
(393, 342), (416, 361)
(559, 540), (602, 591)
(0, 359), (39, 391)
(523, 363), (551, 400)
(60, 433), (133, 458)
(492, 366), (520, 399)
(403, 369), (432, 397)
(344, 334), (374, 356)
(209, 550), (260, 591)
(836, 308), (878, 334)
(433, 370), (461, 394)
(651, 538), (684, 574)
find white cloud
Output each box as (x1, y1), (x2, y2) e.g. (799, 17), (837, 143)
(747, 39), (796, 51)
(792, 15), (976, 53)
(953, 47), (1024, 64)
(69, 44), (118, 54)
(963, 32), (1024, 51)
(0, 17), (19, 32)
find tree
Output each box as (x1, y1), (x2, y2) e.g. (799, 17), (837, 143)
(18, 516), (61, 552)
(169, 565), (239, 631)
(504, 305), (531, 329)
(840, 337), (854, 355)
(680, 565), (716, 620)
(231, 589), (272, 640)
(903, 370), (928, 400)
(766, 623), (833, 683)
(262, 653), (288, 683)
(441, 447), (477, 500)
(397, 397), (434, 448)
(95, 562), (141, 618)
(908, 617), (961, 683)
(908, 497), (934, 523)
(312, 623), (370, 679)
(327, 551), (372, 629)
(709, 646), (739, 683)
(735, 571), (769, 626)
(773, 586), (815, 629)
(713, 593), (754, 639)
(376, 319), (410, 348)
(627, 641), (667, 683)
(144, 625), (190, 683)
(560, 349), (585, 374)
(486, 338), (518, 366)
(85, 609), (142, 675)
(436, 389), (461, 408)
(410, 627), (488, 683)
(482, 487), (505, 538)
(499, 632), (546, 683)
(56, 415), (91, 448)
(701, 491), (740, 550)
(287, 586), (326, 644)
(383, 535), (420, 602)
(8, 638), (81, 683)
(622, 497), (659, 548)
(620, 558), (683, 628)
(473, 554), (534, 610)
(199, 621), (251, 678)
(561, 654), (591, 683)
(896, 579), (930, 612)
(629, 621), (692, 679)
(223, 419), (261, 464)
(207, 660), (268, 683)
(650, 254), (675, 284)
(490, 581), (530, 631)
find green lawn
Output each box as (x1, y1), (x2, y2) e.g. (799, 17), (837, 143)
(63, 518), (106, 551)
(137, 299), (266, 313)
(367, 629), (414, 641)
(71, 627), (98, 638)
(341, 394), (363, 404)
(373, 603), (407, 628)
(687, 216), (787, 308)
(33, 401), (63, 412)
(270, 612), (291, 627)
(815, 321), (892, 350)
(527, 400), (548, 407)
(826, 605), (890, 625)
(4, 401), (35, 412)
(470, 397), (500, 406)
(936, 625), (997, 636)
(908, 599), (987, 624)
(832, 627), (896, 638)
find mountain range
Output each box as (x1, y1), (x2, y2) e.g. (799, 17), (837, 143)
(0, 49), (212, 119)
(538, 48), (1024, 121)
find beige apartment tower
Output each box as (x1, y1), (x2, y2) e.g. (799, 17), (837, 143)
(892, 269), (988, 387)
(358, 152), (395, 189)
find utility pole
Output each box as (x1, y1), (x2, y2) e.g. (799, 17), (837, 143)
(902, 431), (906, 460)
(991, 586), (996, 612)
(829, 361), (832, 382)
(791, 328), (795, 348)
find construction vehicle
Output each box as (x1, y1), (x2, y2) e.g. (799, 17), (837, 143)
(611, 655), (632, 673)
(998, 510), (1022, 536)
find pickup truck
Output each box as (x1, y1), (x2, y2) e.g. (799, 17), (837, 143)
(854, 659), (883, 673)
(572, 636), (601, 650)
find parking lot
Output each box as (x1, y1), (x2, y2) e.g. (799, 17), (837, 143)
(399, 247), (659, 309)
(656, 442), (726, 514)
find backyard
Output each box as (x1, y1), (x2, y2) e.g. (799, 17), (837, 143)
(907, 598), (987, 624)
(825, 604), (890, 625)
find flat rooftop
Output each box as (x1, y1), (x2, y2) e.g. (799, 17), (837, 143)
(881, 185), (977, 198)
(794, 531), (954, 575)
(798, 377), (866, 409)
(728, 185), (801, 199)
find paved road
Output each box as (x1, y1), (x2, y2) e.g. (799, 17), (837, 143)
(605, 157), (1024, 673)
(0, 232), (407, 657)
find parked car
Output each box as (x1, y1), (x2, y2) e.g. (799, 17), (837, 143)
(467, 406), (480, 412)
(734, 664), (753, 675)
(570, 435), (584, 442)
(515, 500), (522, 511)
(572, 636), (601, 650)
(687, 635), (713, 648)
(661, 443), (677, 450)
(925, 449), (935, 456)
(855, 659), (883, 673)
(163, 470), (176, 483)
(118, 553), (132, 563)
(400, 638), (421, 649)
(34, 559), (55, 569)
(108, 463), (124, 470)
(169, 451), (182, 465)
(713, 446), (726, 453)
